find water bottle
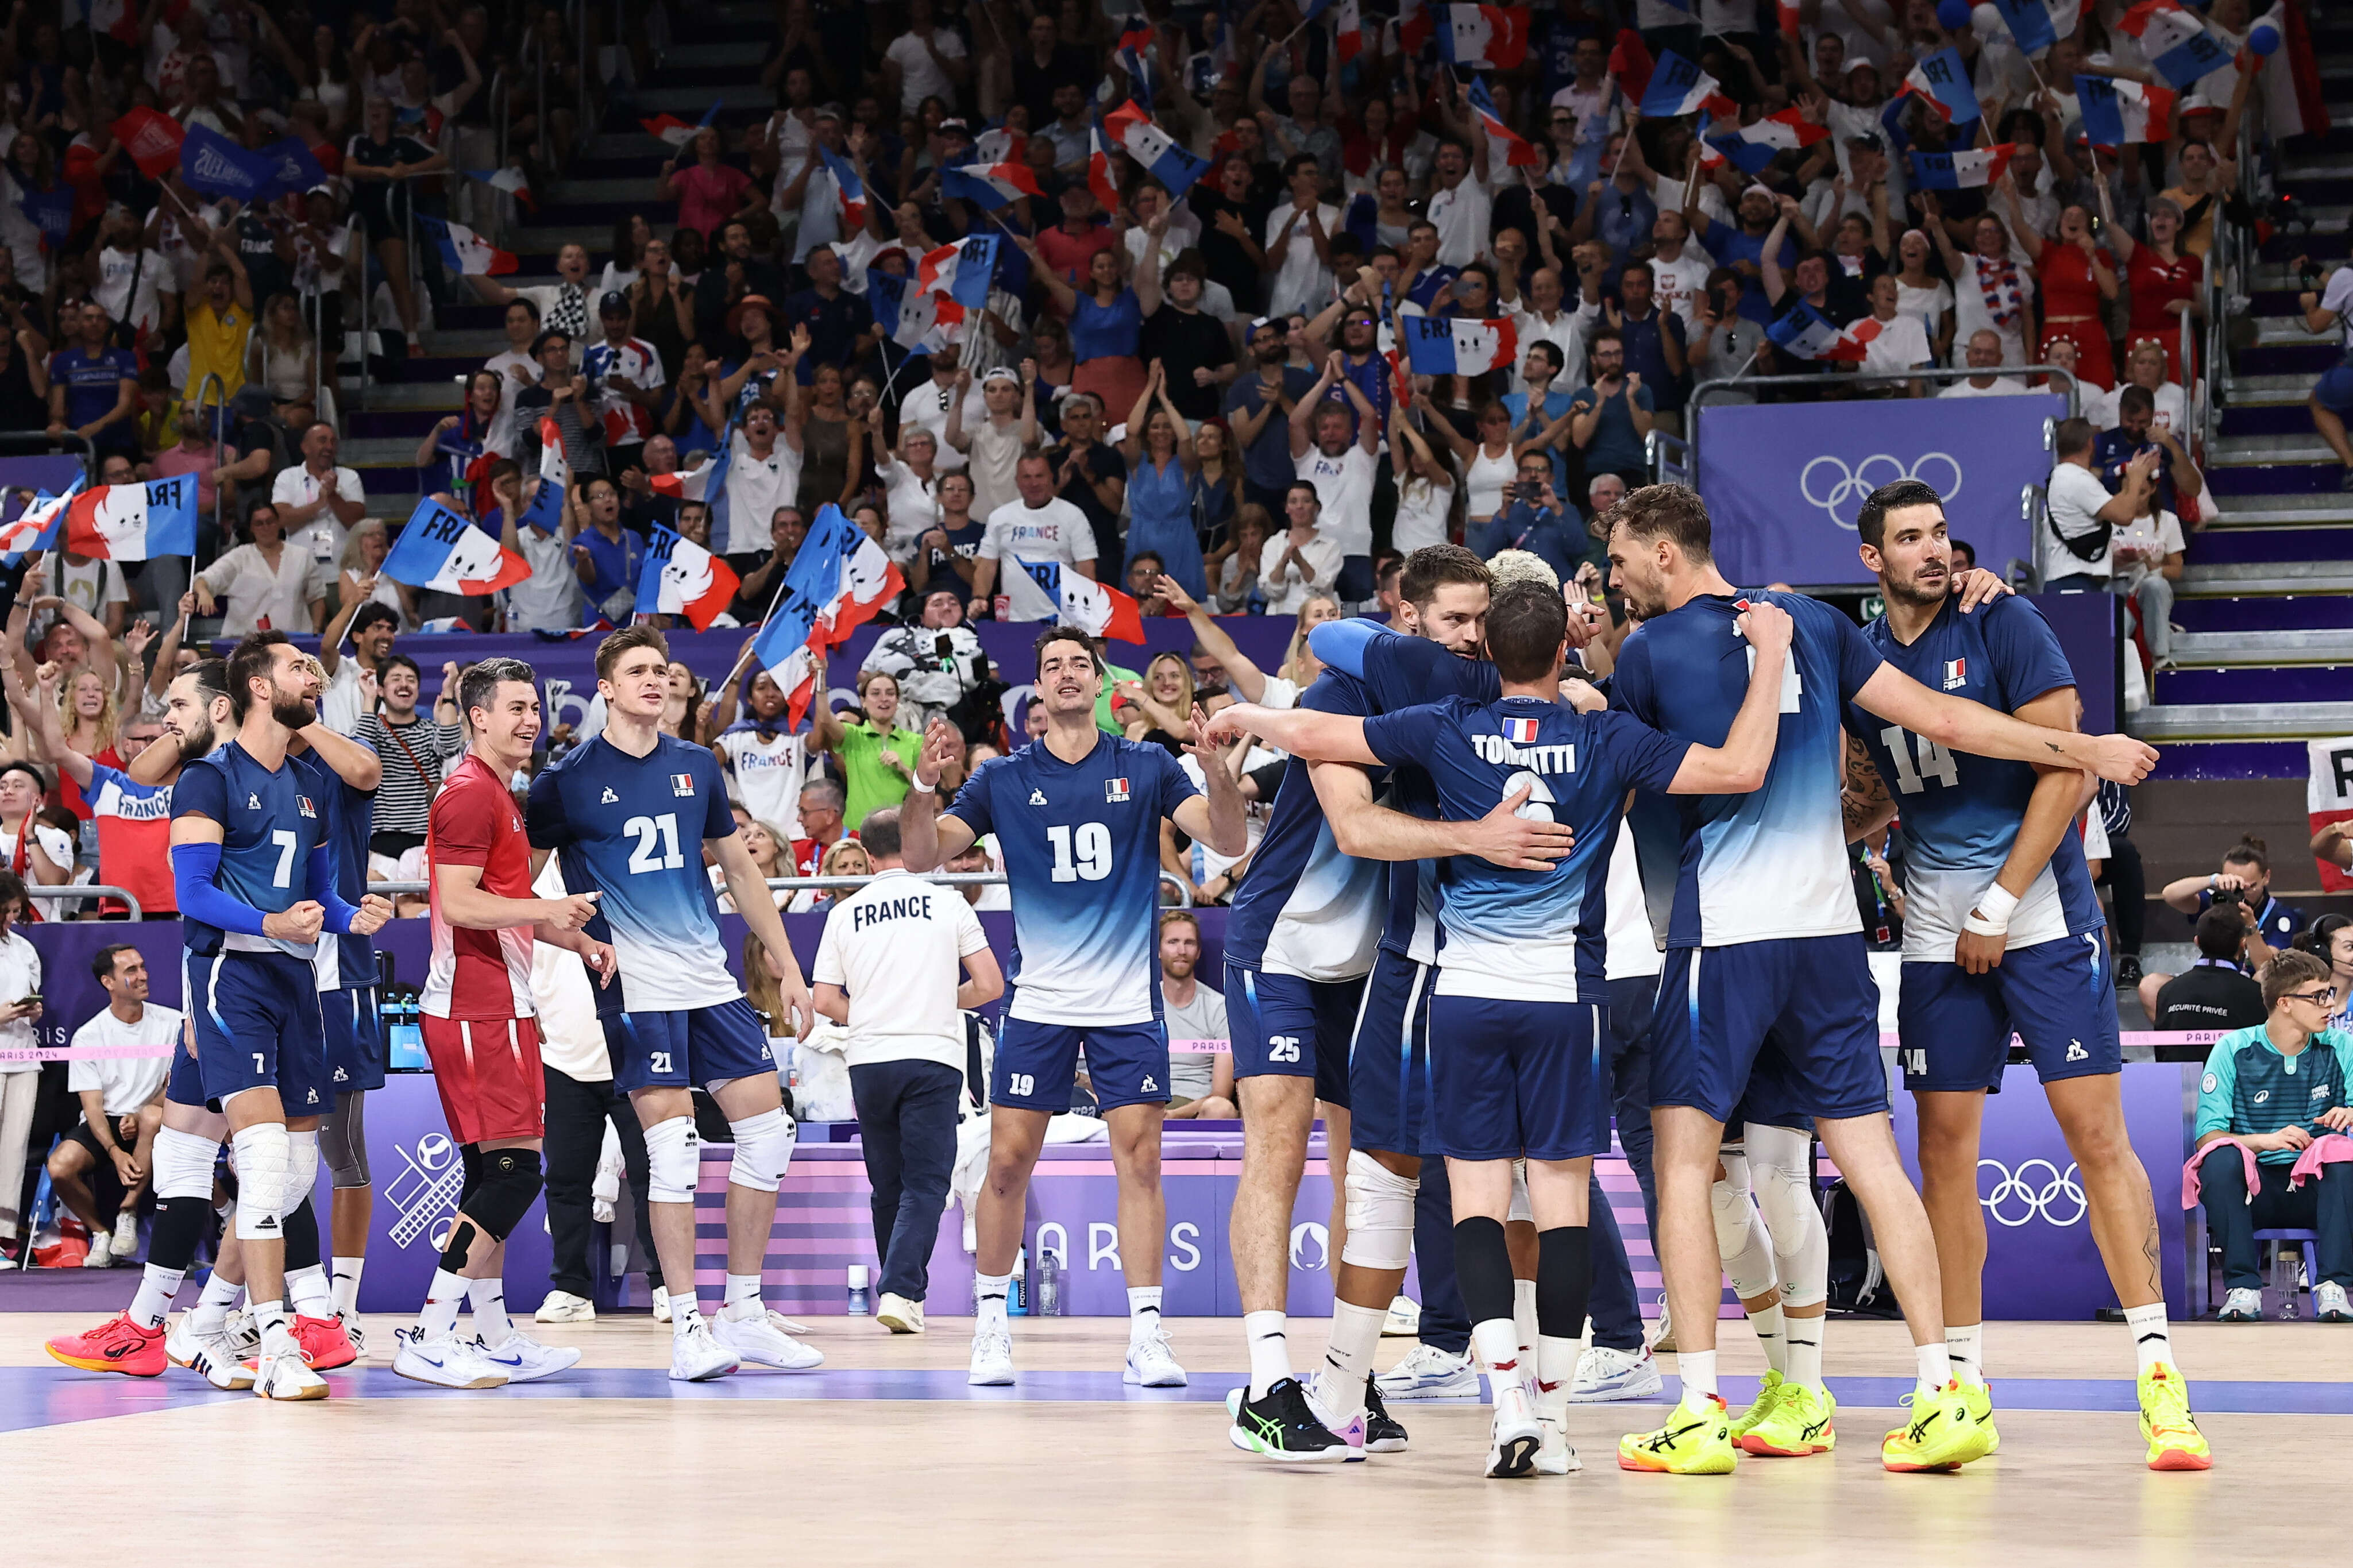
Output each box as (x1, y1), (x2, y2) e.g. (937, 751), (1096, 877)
(1009, 1247), (1028, 1316)
(846, 1264), (871, 1316)
(2272, 1245), (2300, 1322)
(1036, 1248), (1059, 1318)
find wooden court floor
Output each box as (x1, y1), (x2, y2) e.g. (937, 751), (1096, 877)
(1, 1312), (2342, 1565)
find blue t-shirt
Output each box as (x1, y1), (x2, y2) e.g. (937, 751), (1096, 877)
(1365, 694), (1688, 1001)
(944, 731), (1198, 1027)
(1711, 223), (1796, 323)
(1569, 380), (1656, 474)
(1225, 368), (1319, 494)
(577, 524), (645, 608)
(1070, 288), (1144, 362)
(172, 740), (331, 961)
(1469, 501), (1584, 584)
(525, 732), (739, 1014)
(1612, 590), (1885, 949)
(292, 748), (377, 990)
(49, 345), (136, 429)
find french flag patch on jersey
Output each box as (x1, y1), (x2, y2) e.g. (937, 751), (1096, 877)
(672, 773), (696, 797)
(1503, 717), (1541, 745)
(1942, 658), (1968, 690)
(296, 795), (317, 818)
(1105, 777), (1131, 802)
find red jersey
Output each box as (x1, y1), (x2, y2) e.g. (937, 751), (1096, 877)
(423, 753), (536, 1021)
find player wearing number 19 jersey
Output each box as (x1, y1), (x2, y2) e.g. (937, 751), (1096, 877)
(1846, 480), (2207, 1472)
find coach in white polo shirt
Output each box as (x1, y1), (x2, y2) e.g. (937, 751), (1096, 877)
(970, 451), (1098, 623)
(813, 808), (1003, 1335)
(50, 943), (178, 1266)
(271, 420), (369, 566)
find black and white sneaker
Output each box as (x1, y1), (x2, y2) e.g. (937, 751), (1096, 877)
(1364, 1374), (1409, 1454)
(1226, 1377), (1356, 1463)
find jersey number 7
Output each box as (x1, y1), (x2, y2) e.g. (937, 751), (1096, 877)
(1878, 725), (1959, 794)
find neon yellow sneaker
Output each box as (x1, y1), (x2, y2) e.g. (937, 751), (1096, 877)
(1738, 1379), (1837, 1456)
(2138, 1364), (2212, 1472)
(1954, 1376), (1999, 1455)
(1881, 1379), (1996, 1473)
(1727, 1369), (1786, 1440)
(1618, 1392), (1739, 1475)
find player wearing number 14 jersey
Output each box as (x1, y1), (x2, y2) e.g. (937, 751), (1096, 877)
(1845, 480), (2208, 1472)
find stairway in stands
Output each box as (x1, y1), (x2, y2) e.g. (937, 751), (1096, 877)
(338, 5), (780, 520)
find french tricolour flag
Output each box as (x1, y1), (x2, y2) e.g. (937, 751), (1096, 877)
(973, 126), (1025, 165)
(1704, 109), (1830, 175)
(1907, 144), (2015, 191)
(1087, 125), (1122, 213)
(422, 215), (516, 276)
(1102, 100), (1214, 199)
(641, 102), (719, 147)
(1467, 78), (1543, 169)
(465, 165), (536, 211)
(750, 504), (909, 725)
(1639, 49), (1735, 120)
(1986, 0), (2057, 54)
(381, 497), (533, 595)
(2076, 74), (2175, 147)
(819, 145), (867, 232)
(538, 416), (570, 491)
(650, 453), (723, 501)
(1765, 299), (1863, 362)
(1942, 658), (1968, 688)
(1023, 558), (1146, 643)
(1502, 716), (1540, 745)
(1115, 20), (1158, 99)
(637, 527), (741, 629)
(1335, 0), (1365, 62)
(916, 235), (998, 308)
(1438, 5), (1530, 70)
(57, 478), (201, 560)
(943, 160), (1043, 210)
(2119, 0), (2233, 88)
(0, 480), (79, 555)
(1904, 47), (1981, 124)
(1401, 315), (1519, 377)
(869, 270), (965, 351)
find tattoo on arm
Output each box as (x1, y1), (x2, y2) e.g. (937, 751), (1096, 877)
(1841, 731), (1894, 837)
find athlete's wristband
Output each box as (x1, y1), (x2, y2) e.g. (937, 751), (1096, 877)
(909, 774), (937, 794)
(1963, 883), (2020, 938)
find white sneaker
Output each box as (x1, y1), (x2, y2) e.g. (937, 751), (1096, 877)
(651, 1285), (672, 1323)
(876, 1292), (925, 1334)
(1645, 1295), (1676, 1354)
(82, 1232), (113, 1269)
(392, 1327), (510, 1389)
(110, 1210), (139, 1260)
(712, 1309), (824, 1370)
(535, 1290), (596, 1324)
(251, 1328), (329, 1401)
(165, 1317), (255, 1391)
(1569, 1343), (1665, 1403)
(1484, 1386), (1542, 1478)
(969, 1326), (1015, 1386)
(1123, 1323), (1187, 1387)
(1381, 1295), (1421, 1337)
(2319, 1281), (2352, 1323)
(221, 1308), (260, 1358)
(337, 1312), (369, 1361)
(2217, 1287), (2263, 1322)
(668, 1322), (740, 1382)
(1534, 1416), (1581, 1474)
(1375, 1342), (1479, 1400)
(475, 1328), (583, 1382)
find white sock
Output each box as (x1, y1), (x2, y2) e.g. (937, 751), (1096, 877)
(1245, 1309), (1290, 1399)
(469, 1277), (512, 1343)
(1537, 1334), (1583, 1421)
(286, 1264), (333, 1319)
(1679, 1347), (1719, 1401)
(330, 1256), (365, 1317)
(1472, 1316), (1523, 1400)
(1946, 1320), (1984, 1384)
(252, 1298), (290, 1344)
(1786, 1314), (1824, 1392)
(192, 1270), (240, 1333)
(975, 1271), (1010, 1335)
(723, 1272), (765, 1321)
(1318, 1299), (1388, 1423)
(419, 1269), (466, 1340)
(1750, 1302), (1787, 1376)
(669, 1288), (703, 1337)
(1513, 1278), (1538, 1387)
(1126, 1285), (1162, 1341)
(129, 1264), (185, 1331)
(2124, 1303), (2172, 1376)
(1914, 1339), (1948, 1392)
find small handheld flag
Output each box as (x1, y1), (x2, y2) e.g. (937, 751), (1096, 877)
(637, 527), (742, 629)
(1907, 144), (2016, 190)
(1904, 47), (1982, 125)
(942, 161), (1044, 210)
(2076, 74), (2175, 146)
(641, 102), (719, 147)
(1024, 558), (1145, 642)
(420, 215), (518, 276)
(381, 497), (534, 594)
(465, 165), (537, 211)
(1466, 79), (1543, 169)
(1399, 315), (1519, 377)
(1638, 49), (1735, 119)
(1704, 109), (1831, 175)
(1438, 5), (1530, 69)
(59, 478), (200, 560)
(1102, 100), (1214, 199)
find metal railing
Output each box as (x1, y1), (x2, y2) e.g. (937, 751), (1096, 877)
(1646, 428), (1689, 489)
(365, 869), (1197, 908)
(189, 373), (226, 546)
(26, 886), (142, 920)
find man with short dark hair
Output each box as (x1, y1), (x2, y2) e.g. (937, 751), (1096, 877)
(2153, 910), (2267, 1032)
(319, 600), (401, 734)
(571, 475), (646, 623)
(354, 655), (464, 882)
(2045, 416), (2151, 591)
(44, 945), (178, 1269)
(1142, 261), (1237, 423)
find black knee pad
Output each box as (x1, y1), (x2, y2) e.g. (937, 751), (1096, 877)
(149, 1194), (213, 1274)
(466, 1148), (543, 1242)
(438, 1219), (480, 1274)
(1535, 1226), (1594, 1339)
(283, 1195), (321, 1272)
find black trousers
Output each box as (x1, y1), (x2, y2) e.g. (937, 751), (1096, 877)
(849, 1059), (963, 1303)
(2097, 831), (2147, 957)
(542, 1065), (661, 1299)
(2201, 1146), (2353, 1290)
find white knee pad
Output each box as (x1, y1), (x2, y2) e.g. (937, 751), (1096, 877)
(1507, 1158), (1533, 1225)
(231, 1123), (295, 1241)
(1340, 1157), (1418, 1272)
(643, 1116), (700, 1205)
(1746, 1123), (1829, 1310)
(726, 1109), (797, 1194)
(1711, 1152), (1779, 1300)
(152, 1128), (221, 1202)
(289, 1128), (321, 1200)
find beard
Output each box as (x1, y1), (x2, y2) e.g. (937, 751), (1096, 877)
(1885, 561), (1949, 607)
(176, 716), (217, 758)
(271, 693), (318, 731)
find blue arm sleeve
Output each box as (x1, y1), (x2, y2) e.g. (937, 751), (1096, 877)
(1308, 617), (1385, 679)
(171, 841), (272, 937)
(308, 844), (361, 935)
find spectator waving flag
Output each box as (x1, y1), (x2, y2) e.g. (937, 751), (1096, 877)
(180, 123), (283, 202)
(1400, 315), (1519, 376)
(109, 107), (183, 180)
(1638, 49), (1734, 119)
(1609, 29), (1656, 105)
(869, 269), (964, 350)
(1465, 78), (1544, 168)
(750, 504), (908, 725)
(973, 125), (1026, 164)
(2119, 0), (2235, 88)
(1335, 0), (1366, 62)
(919, 236), (997, 306)
(1703, 109), (1831, 175)
(819, 144), (868, 232)
(2076, 74), (2176, 146)
(1908, 144), (2016, 190)
(1765, 299), (1857, 361)
(381, 496), (533, 594)
(1102, 101), (1214, 198)
(943, 160), (1044, 210)
(259, 137), (328, 201)
(515, 466), (566, 538)
(422, 214), (518, 276)
(1087, 124), (1122, 212)
(537, 416), (571, 491)
(1438, 5), (1530, 69)
(1399, 0), (1435, 54)
(1904, 47), (1982, 124)
(1115, 19), (1158, 100)
(1777, 0), (1802, 36)
(1986, 0), (2058, 53)
(640, 102), (719, 147)
(0, 481), (81, 555)
(1026, 559), (1146, 642)
(637, 526), (742, 629)
(650, 451), (725, 501)
(466, 165), (538, 211)
(55, 477), (200, 559)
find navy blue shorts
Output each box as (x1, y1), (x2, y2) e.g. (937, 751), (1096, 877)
(1726, 1030), (1819, 1138)
(322, 984), (386, 1094)
(1349, 949), (1436, 1158)
(1897, 931), (2120, 1094)
(2317, 361), (2353, 414)
(608, 998), (774, 1093)
(190, 949), (329, 1114)
(1222, 961), (1359, 1106)
(1427, 994), (1608, 1163)
(1651, 935), (1888, 1125)
(993, 1017), (1169, 1114)
(166, 1034), (207, 1110)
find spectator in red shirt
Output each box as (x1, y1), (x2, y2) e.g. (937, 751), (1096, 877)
(1033, 185), (1116, 316)
(659, 126), (760, 242)
(790, 775), (854, 875)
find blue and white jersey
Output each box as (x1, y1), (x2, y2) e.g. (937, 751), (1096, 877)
(1356, 631), (1502, 967)
(172, 740), (329, 960)
(1612, 590), (1885, 948)
(292, 749), (377, 992)
(526, 731), (740, 1012)
(1845, 595), (2103, 961)
(1364, 694), (1688, 1001)
(943, 731), (1198, 1026)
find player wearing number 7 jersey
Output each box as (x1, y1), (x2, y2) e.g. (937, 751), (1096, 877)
(1599, 485), (2158, 1476)
(1845, 479), (2208, 1472)
(901, 626), (1248, 1390)
(526, 625), (822, 1385)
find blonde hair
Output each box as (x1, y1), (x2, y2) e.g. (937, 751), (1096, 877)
(819, 838), (873, 878)
(1280, 592), (1341, 687)
(340, 519), (388, 576)
(742, 932), (791, 1033)
(1141, 650), (1195, 725)
(1486, 549), (1561, 592)
(742, 818), (790, 875)
(59, 663), (119, 755)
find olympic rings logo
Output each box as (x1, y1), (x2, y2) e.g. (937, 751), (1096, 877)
(1797, 453), (1965, 531)
(1977, 1158), (2087, 1228)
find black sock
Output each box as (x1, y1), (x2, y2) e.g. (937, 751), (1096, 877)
(147, 1193), (213, 1273)
(1536, 1226), (1592, 1341)
(1453, 1215), (1515, 1328)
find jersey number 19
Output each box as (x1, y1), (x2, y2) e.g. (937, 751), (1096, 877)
(1046, 822), (1112, 883)
(1878, 725), (1960, 794)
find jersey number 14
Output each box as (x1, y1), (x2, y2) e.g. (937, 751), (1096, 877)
(1878, 725), (1959, 794)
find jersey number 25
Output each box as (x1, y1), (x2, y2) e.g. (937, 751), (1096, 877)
(1878, 725), (1959, 794)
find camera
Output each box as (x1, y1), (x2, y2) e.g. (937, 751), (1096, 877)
(2210, 884), (2246, 909)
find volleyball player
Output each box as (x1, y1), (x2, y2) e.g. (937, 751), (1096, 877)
(899, 627), (1246, 1389)
(527, 626), (821, 1383)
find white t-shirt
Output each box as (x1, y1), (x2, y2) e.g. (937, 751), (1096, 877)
(1263, 202), (1344, 318)
(1391, 473), (1455, 554)
(716, 725), (809, 841)
(504, 512), (585, 634)
(1294, 444), (1378, 558)
(485, 347), (539, 392)
(530, 858), (611, 1083)
(875, 458), (940, 562)
(1650, 252), (1712, 331)
(2045, 461), (2117, 583)
(883, 30), (967, 114)
(1896, 277), (1954, 340)
(1161, 979), (1228, 1101)
(1950, 253), (2033, 369)
(0, 930), (40, 1073)
(979, 497), (1096, 621)
(720, 427), (804, 557)
(811, 867), (989, 1069)
(66, 1005), (180, 1114)
(1858, 312), (1933, 377)
(1426, 175), (1492, 270)
(94, 246), (170, 334)
(1940, 376), (2031, 397)
(56, 555), (129, 623)
(896, 378), (975, 472)
(2112, 507), (2185, 589)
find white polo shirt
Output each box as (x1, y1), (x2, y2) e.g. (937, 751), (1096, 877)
(1294, 444), (1377, 558)
(66, 1005), (180, 1114)
(719, 427), (804, 557)
(811, 867), (989, 1070)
